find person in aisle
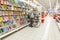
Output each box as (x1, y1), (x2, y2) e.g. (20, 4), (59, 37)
(27, 14), (30, 22)
(29, 11), (34, 27)
(33, 13), (40, 27)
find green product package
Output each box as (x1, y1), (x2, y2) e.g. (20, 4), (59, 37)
(0, 29), (3, 36)
(4, 22), (8, 26)
(0, 29), (3, 35)
(11, 0), (14, 4)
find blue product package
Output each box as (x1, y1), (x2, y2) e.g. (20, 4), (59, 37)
(9, 20), (13, 25)
(3, 27), (9, 33)
(18, 1), (24, 6)
(18, 0), (20, 2)
(8, 0), (11, 5)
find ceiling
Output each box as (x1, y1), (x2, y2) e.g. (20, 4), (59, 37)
(20, 0), (60, 11)
(36, 0), (57, 9)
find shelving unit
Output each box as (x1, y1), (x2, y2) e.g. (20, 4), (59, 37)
(0, 0), (32, 40)
(0, 23), (30, 39)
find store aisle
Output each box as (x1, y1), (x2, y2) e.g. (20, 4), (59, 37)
(3, 15), (60, 40)
(41, 14), (60, 40)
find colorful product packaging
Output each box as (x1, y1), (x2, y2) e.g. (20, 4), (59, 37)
(0, 29), (3, 36)
(0, 17), (3, 23)
(3, 27), (9, 33)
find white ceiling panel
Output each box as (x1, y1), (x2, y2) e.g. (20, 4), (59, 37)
(36, 0), (57, 9)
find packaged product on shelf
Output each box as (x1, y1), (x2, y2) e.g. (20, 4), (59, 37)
(0, 0), (3, 4)
(0, 22), (3, 29)
(6, 0), (9, 5)
(7, 6), (11, 10)
(8, 18), (13, 29)
(20, 11), (23, 16)
(3, 11), (9, 21)
(0, 28), (4, 35)
(0, 16), (3, 23)
(5, 11), (8, 15)
(8, 0), (11, 5)
(8, 19), (13, 25)
(0, 5), (4, 10)
(17, 0), (21, 6)
(14, 0), (18, 6)
(1, 5), (4, 10)
(8, 12), (14, 29)
(20, 17), (23, 25)
(13, 12), (20, 27)
(10, 0), (15, 5)
(7, 11), (10, 17)
(14, 7), (17, 11)
(0, 29), (2, 35)
(2, 11), (9, 32)
(11, 12), (17, 28)
(3, 0), (7, 4)
(21, 16), (25, 25)
(0, 0), (1, 4)
(8, 19), (13, 29)
(3, 4), (8, 10)
(3, 21), (8, 27)
(0, 9), (3, 15)
(7, 0), (11, 5)
(0, 5), (2, 10)
(18, 1), (24, 7)
(3, 27), (9, 33)
(12, 17), (17, 28)
(16, 15), (20, 26)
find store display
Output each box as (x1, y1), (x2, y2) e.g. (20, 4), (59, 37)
(0, 0), (31, 39)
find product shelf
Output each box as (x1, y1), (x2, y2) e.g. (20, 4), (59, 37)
(0, 23), (30, 39)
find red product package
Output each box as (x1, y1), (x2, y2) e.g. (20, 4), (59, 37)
(0, 0), (1, 4)
(53, 15), (57, 19)
(41, 19), (44, 23)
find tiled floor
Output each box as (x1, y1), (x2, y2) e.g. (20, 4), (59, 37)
(3, 15), (60, 40)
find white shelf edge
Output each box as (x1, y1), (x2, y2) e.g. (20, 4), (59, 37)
(0, 23), (30, 38)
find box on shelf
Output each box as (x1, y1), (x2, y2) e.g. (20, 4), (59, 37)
(3, 27), (9, 33)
